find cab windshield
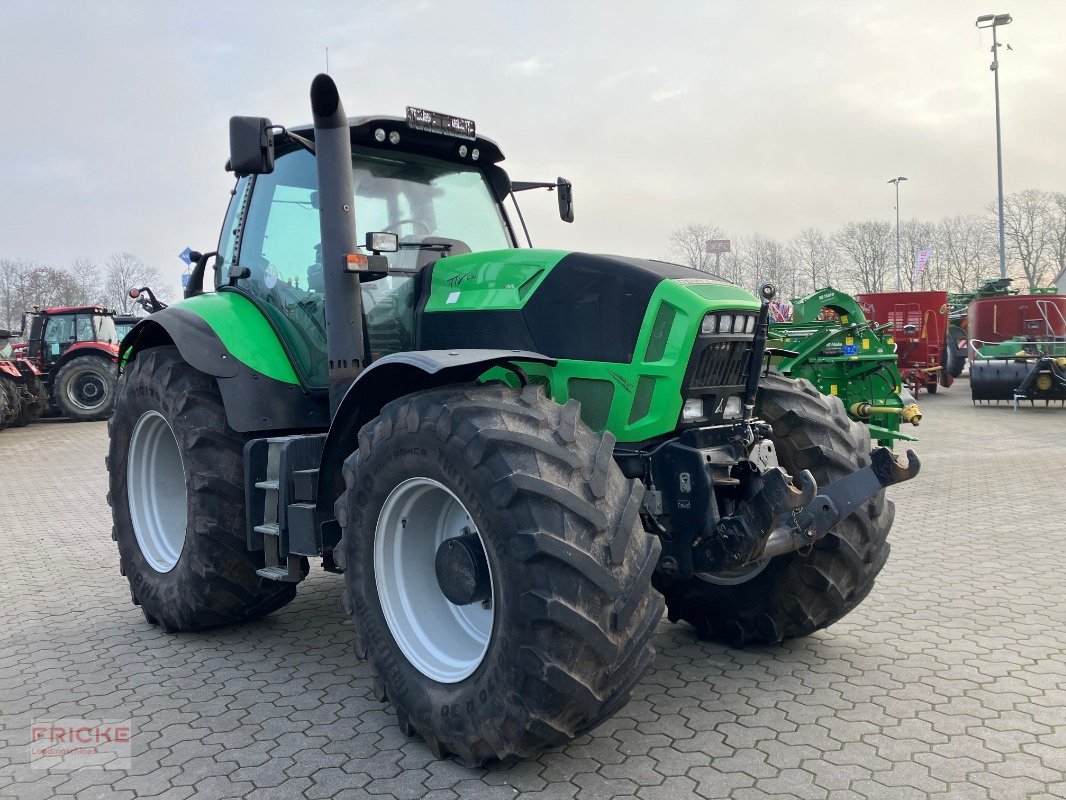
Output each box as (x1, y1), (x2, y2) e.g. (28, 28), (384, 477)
(234, 147), (513, 387)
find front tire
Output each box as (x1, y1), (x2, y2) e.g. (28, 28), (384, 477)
(11, 375), (47, 427)
(54, 354), (117, 421)
(0, 376), (18, 429)
(108, 346), (297, 631)
(335, 384), (663, 765)
(655, 373), (894, 646)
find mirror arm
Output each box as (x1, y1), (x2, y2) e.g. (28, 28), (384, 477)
(184, 251), (218, 299)
(275, 127), (316, 156)
(511, 181), (557, 192)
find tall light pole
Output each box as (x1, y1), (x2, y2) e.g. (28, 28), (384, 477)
(976, 12), (1012, 279)
(888, 176), (907, 290)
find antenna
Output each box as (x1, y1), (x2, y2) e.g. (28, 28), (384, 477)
(325, 46), (329, 74)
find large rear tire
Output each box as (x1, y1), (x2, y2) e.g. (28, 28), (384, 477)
(108, 346), (297, 631)
(655, 373), (893, 646)
(54, 354), (116, 421)
(334, 384), (663, 765)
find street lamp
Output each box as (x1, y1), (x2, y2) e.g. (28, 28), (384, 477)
(888, 176), (907, 290)
(976, 12), (1012, 279)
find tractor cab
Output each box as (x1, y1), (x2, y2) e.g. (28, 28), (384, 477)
(215, 113), (548, 384)
(24, 306), (120, 368)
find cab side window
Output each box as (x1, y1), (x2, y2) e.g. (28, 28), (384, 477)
(75, 315), (94, 342)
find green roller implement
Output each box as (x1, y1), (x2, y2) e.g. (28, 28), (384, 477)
(768, 287), (921, 447)
(108, 75), (919, 765)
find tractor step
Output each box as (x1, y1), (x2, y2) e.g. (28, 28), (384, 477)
(255, 555), (303, 582)
(244, 435), (329, 570)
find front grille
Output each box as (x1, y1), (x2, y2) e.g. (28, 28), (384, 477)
(689, 339), (750, 389)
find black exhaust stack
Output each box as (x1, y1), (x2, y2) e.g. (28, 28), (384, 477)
(310, 74), (364, 418)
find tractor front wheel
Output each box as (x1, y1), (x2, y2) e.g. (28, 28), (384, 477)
(54, 354), (116, 421)
(335, 384), (663, 765)
(108, 346), (297, 631)
(655, 373), (893, 646)
(11, 376), (47, 427)
(0, 376), (19, 428)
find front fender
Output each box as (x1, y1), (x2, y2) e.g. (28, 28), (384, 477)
(316, 349), (556, 516)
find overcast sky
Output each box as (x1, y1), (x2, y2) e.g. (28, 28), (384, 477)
(2, 1), (1064, 291)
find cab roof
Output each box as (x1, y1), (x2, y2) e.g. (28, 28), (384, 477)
(35, 306), (112, 316)
(285, 115), (505, 168)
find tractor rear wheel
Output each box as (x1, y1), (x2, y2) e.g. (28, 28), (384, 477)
(108, 346), (297, 631)
(334, 384), (663, 765)
(54, 354), (116, 421)
(655, 373), (893, 646)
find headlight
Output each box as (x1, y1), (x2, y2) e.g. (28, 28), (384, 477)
(681, 398), (705, 421)
(746, 315), (757, 333)
(700, 314), (717, 335)
(718, 314), (733, 334)
(732, 315), (746, 333)
(722, 395), (743, 419)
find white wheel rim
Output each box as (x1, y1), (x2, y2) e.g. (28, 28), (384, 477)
(374, 477), (494, 684)
(127, 411), (188, 573)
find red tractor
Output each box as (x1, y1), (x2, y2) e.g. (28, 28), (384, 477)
(11, 305), (120, 421)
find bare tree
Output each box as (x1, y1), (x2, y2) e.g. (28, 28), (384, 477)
(0, 259), (40, 331)
(996, 190), (1053, 292)
(666, 223), (731, 273)
(103, 252), (165, 313)
(1045, 192), (1066, 283)
(835, 220), (893, 293)
(934, 215), (997, 293)
(789, 228), (836, 294)
(735, 233), (794, 295)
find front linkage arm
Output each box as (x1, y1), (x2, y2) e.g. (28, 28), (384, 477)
(694, 447), (920, 573)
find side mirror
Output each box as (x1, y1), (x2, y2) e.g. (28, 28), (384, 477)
(228, 116), (275, 176)
(556, 177), (574, 223)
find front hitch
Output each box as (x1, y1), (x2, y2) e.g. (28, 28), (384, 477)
(694, 447), (920, 572)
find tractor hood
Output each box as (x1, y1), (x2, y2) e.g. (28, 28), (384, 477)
(418, 248), (760, 364)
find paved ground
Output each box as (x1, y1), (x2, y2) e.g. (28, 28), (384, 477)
(1, 379), (1064, 800)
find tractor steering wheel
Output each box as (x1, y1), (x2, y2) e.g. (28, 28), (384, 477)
(390, 219), (432, 235)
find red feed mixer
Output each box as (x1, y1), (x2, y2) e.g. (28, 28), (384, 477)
(967, 293), (1066, 358)
(968, 292), (1066, 405)
(854, 291), (951, 396)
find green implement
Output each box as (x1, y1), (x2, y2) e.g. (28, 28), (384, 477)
(768, 287), (921, 447)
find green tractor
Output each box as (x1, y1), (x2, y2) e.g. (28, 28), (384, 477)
(110, 75), (918, 765)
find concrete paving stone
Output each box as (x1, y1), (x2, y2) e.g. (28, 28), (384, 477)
(365, 769), (433, 799)
(633, 775), (698, 799)
(3, 381), (1065, 799)
(570, 772), (638, 800)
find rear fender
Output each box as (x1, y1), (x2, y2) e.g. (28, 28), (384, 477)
(54, 341), (118, 371)
(316, 349), (556, 516)
(120, 308), (329, 433)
